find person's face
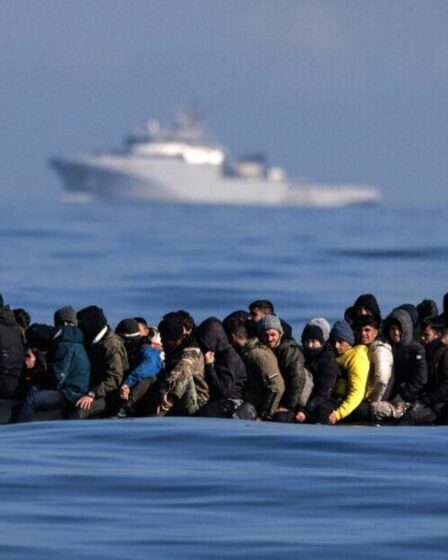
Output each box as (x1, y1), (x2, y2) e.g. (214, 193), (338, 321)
(421, 326), (440, 345)
(303, 338), (323, 350)
(162, 335), (185, 352)
(357, 325), (378, 345)
(263, 328), (282, 349)
(137, 322), (150, 338)
(25, 350), (36, 369)
(249, 307), (265, 322)
(332, 338), (351, 355)
(388, 325), (402, 344)
(356, 306), (373, 317)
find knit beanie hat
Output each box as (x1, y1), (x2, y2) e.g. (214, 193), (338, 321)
(258, 314), (284, 334)
(308, 317), (331, 342)
(54, 305), (78, 326)
(330, 320), (355, 346)
(115, 318), (141, 339)
(159, 314), (185, 341)
(301, 324), (325, 346)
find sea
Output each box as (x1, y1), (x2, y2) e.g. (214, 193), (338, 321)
(1, 195), (448, 559)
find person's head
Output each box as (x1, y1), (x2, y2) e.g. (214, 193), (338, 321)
(115, 318), (142, 341)
(248, 300), (274, 322)
(416, 299), (439, 324)
(301, 323), (325, 352)
(225, 318), (249, 348)
(163, 310), (195, 335)
(352, 294), (381, 322)
(330, 320), (355, 355)
(353, 315), (380, 346)
(387, 319), (402, 344)
(54, 306), (78, 327)
(134, 316), (150, 338)
(76, 306), (108, 344)
(258, 314), (283, 349)
(159, 312), (189, 353)
(421, 319), (445, 345)
(13, 308), (31, 332)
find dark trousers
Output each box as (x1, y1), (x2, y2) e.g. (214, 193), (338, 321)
(17, 386), (68, 423)
(0, 375), (24, 400)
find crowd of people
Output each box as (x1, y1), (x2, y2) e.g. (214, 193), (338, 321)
(1, 291), (447, 426)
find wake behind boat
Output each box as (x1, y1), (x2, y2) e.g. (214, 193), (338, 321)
(50, 109), (381, 207)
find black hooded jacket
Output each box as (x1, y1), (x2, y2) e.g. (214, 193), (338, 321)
(0, 306), (25, 382)
(384, 309), (427, 402)
(302, 344), (340, 414)
(196, 317), (247, 400)
(422, 338), (448, 407)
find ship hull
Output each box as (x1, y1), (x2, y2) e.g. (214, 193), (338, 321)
(50, 154), (381, 207)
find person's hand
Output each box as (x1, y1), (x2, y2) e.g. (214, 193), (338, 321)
(275, 406), (289, 414)
(76, 395), (94, 410)
(295, 411), (307, 423)
(120, 384), (130, 401)
(156, 394), (174, 416)
(204, 351), (215, 365)
(328, 411), (338, 425)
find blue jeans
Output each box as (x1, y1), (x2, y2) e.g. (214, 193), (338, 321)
(17, 386), (68, 422)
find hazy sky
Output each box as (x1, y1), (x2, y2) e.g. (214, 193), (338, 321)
(1, 0), (447, 205)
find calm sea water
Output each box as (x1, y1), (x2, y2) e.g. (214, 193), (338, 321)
(1, 196), (448, 558)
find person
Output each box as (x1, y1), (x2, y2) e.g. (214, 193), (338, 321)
(296, 321), (339, 423)
(0, 293), (26, 399)
(345, 293), (382, 328)
(196, 317), (253, 419)
(370, 308), (427, 422)
(114, 318), (163, 417)
(248, 300), (293, 339)
(72, 305), (128, 419)
(314, 320), (370, 424)
(156, 312), (209, 416)
(399, 319), (448, 425)
(16, 306), (90, 422)
(258, 315), (312, 422)
(224, 315), (284, 420)
(13, 308), (31, 345)
(352, 315), (393, 418)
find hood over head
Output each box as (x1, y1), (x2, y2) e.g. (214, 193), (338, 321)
(77, 306), (108, 345)
(384, 308), (414, 346)
(197, 317), (232, 353)
(396, 304), (419, 328)
(353, 293), (381, 320)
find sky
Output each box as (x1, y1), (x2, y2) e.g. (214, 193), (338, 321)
(1, 0), (447, 205)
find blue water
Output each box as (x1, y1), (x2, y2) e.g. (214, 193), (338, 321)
(1, 196), (448, 558)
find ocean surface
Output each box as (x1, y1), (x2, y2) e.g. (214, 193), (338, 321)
(1, 195), (448, 558)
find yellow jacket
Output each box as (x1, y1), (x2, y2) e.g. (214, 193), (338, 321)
(334, 345), (370, 421)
